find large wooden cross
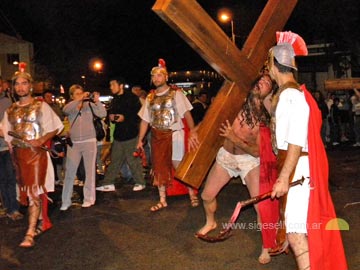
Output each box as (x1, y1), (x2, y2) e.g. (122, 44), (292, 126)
(153, 0), (298, 188)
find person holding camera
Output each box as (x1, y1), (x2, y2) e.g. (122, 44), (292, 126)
(96, 77), (146, 192)
(60, 85), (106, 210)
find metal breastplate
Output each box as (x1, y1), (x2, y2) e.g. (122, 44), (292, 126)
(149, 89), (177, 130)
(7, 100), (43, 146)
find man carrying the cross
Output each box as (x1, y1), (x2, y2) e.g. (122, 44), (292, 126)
(195, 74), (279, 264)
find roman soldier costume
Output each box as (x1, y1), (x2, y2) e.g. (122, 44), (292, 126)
(7, 99), (48, 204)
(268, 31), (347, 270)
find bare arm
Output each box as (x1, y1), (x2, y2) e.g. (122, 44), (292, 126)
(183, 110), (200, 151)
(219, 120), (260, 157)
(271, 143), (302, 198)
(136, 120), (149, 151)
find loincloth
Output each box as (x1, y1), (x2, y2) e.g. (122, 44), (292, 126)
(216, 147), (260, 184)
(151, 128), (173, 186)
(14, 147), (48, 205)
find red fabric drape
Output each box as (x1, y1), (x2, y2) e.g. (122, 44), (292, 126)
(302, 85), (347, 270)
(258, 125), (279, 248)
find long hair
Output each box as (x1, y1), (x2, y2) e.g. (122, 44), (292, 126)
(239, 76), (271, 128)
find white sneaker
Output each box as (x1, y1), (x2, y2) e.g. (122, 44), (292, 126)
(60, 204), (70, 211)
(133, 184), (146, 191)
(95, 184), (115, 192)
(353, 142), (360, 147)
(332, 142), (340, 146)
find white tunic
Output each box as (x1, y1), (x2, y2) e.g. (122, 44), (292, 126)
(275, 88), (309, 151)
(276, 87), (311, 233)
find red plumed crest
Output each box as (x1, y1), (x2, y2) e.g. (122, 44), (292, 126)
(276, 31), (308, 56)
(158, 58), (166, 68)
(19, 62), (27, 72)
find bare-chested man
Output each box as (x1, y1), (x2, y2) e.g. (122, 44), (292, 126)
(196, 74), (278, 264)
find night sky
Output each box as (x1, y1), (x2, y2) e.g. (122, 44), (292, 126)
(0, 0), (358, 92)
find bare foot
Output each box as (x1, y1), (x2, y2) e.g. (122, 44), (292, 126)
(258, 248), (271, 264)
(195, 222), (217, 236)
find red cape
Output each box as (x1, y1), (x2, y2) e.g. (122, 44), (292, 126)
(302, 85), (347, 270)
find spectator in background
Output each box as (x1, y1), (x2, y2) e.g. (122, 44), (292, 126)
(0, 77), (23, 221)
(186, 92), (195, 103)
(313, 91), (329, 146)
(131, 85), (146, 106)
(329, 97), (341, 146)
(351, 88), (360, 147)
(96, 77), (146, 192)
(338, 94), (351, 142)
(2, 79), (15, 102)
(191, 91), (208, 125)
(43, 90), (65, 120)
(60, 85), (106, 210)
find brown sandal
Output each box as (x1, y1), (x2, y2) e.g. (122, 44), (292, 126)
(34, 221), (52, 238)
(19, 234), (35, 248)
(7, 211), (23, 221)
(150, 202), (167, 212)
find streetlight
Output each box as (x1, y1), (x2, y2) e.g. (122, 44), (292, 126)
(93, 60), (103, 74)
(218, 10), (235, 44)
(89, 58), (104, 74)
(81, 75), (86, 87)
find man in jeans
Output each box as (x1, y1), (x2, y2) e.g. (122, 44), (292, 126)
(96, 77), (146, 192)
(0, 77), (23, 221)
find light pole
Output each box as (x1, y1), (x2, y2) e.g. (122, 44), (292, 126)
(218, 11), (235, 44)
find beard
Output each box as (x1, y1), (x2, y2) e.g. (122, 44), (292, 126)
(17, 92), (31, 98)
(153, 81), (166, 88)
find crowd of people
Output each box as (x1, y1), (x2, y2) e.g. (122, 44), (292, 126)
(315, 90), (360, 147)
(0, 31), (350, 269)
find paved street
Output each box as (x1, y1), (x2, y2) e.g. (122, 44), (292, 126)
(0, 146), (359, 270)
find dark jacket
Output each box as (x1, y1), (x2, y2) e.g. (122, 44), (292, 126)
(110, 91), (141, 141)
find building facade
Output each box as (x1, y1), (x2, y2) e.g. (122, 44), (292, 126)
(0, 33), (34, 80)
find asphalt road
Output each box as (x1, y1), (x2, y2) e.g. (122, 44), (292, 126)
(0, 145), (359, 270)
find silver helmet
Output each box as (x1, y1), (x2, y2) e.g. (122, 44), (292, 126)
(272, 43), (297, 70)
